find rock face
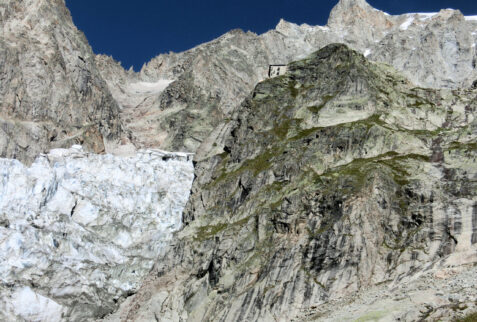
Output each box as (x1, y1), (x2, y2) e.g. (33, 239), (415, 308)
(1, 0), (477, 321)
(0, 0), (121, 164)
(1, 0), (475, 161)
(110, 44), (477, 321)
(0, 146), (194, 321)
(97, 0), (477, 154)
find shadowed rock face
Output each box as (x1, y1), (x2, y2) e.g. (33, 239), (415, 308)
(0, 0), (121, 164)
(97, 0), (477, 155)
(108, 44), (477, 321)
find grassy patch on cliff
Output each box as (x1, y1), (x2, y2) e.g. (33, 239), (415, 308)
(209, 148), (283, 187)
(316, 151), (424, 192)
(194, 216), (253, 241)
(446, 141), (477, 152)
(457, 312), (477, 322)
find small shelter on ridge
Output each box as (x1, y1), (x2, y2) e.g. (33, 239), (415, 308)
(268, 65), (287, 78)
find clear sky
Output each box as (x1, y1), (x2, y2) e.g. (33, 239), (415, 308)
(65, 0), (477, 71)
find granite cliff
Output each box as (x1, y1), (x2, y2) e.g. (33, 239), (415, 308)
(2, 0), (476, 161)
(108, 43), (477, 322)
(97, 0), (477, 154)
(0, 0), (476, 321)
(0, 0), (121, 163)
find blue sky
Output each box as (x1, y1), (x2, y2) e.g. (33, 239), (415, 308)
(65, 0), (477, 71)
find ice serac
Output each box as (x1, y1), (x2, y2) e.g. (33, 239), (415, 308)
(0, 146), (194, 321)
(0, 0), (121, 164)
(110, 45), (477, 321)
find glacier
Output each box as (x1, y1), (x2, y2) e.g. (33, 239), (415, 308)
(0, 146), (194, 321)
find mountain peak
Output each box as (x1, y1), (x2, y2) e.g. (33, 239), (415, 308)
(275, 18), (300, 35)
(333, 0), (371, 9)
(328, 0), (382, 26)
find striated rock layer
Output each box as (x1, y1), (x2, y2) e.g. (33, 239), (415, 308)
(0, 146), (194, 321)
(109, 45), (477, 321)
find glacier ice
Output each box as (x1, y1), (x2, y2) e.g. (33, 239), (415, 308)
(0, 146), (194, 320)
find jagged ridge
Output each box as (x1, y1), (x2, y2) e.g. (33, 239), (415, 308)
(97, 0), (477, 155)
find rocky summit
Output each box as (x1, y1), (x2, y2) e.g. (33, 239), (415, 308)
(0, 0), (476, 321)
(97, 0), (477, 155)
(108, 43), (477, 322)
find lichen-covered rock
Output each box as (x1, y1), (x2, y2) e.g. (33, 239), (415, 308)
(0, 146), (194, 321)
(0, 0), (121, 164)
(109, 44), (477, 321)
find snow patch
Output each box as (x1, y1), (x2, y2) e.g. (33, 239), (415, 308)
(372, 8), (390, 16)
(363, 49), (372, 57)
(128, 79), (174, 94)
(465, 16), (477, 21)
(11, 287), (65, 322)
(400, 16), (415, 30)
(417, 13), (438, 21)
(316, 25), (330, 32)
